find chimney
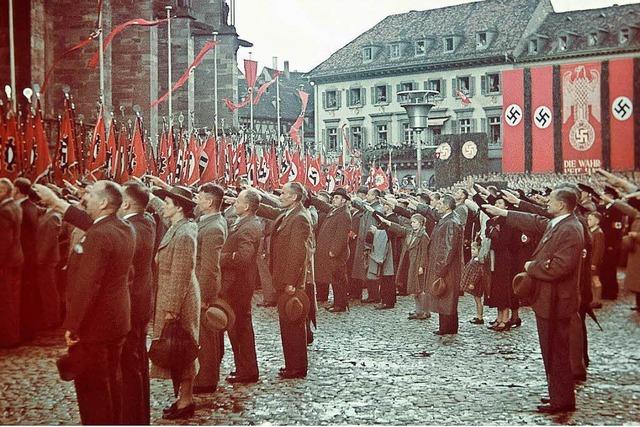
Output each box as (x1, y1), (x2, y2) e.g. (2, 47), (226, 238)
(284, 60), (290, 79)
(272, 56), (278, 70)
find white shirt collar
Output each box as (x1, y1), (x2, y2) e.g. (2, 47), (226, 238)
(549, 213), (570, 229)
(123, 213), (138, 220)
(93, 214), (109, 224)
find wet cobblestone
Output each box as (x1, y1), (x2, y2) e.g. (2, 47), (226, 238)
(1, 288), (639, 425)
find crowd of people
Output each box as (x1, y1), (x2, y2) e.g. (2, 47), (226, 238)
(0, 167), (638, 423)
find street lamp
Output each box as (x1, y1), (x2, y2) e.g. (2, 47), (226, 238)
(398, 90), (438, 190)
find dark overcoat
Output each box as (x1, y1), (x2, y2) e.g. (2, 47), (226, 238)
(385, 221), (429, 295)
(314, 204), (352, 284)
(425, 213), (463, 315)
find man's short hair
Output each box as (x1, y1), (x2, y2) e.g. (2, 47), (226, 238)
(441, 194), (456, 210)
(0, 177), (14, 194)
(418, 193), (431, 205)
(199, 183), (224, 210)
(242, 188), (262, 212)
(100, 181), (123, 211)
(370, 188), (381, 198)
(458, 189), (469, 199)
(13, 177), (32, 196)
(431, 192), (441, 201)
(123, 182), (150, 209)
(287, 182), (307, 203)
(553, 188), (577, 212)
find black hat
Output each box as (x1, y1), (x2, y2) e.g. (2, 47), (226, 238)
(578, 183), (598, 197)
(604, 185), (620, 199)
(330, 187), (350, 201)
(153, 185), (196, 210)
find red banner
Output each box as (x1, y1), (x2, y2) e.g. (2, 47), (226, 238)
(501, 69), (525, 172)
(130, 117), (148, 177)
(561, 62), (602, 174)
(530, 66), (555, 173)
(290, 90), (309, 146)
(609, 58), (635, 171)
(244, 59), (258, 89)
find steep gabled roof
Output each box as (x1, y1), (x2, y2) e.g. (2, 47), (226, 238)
(307, 0), (543, 80)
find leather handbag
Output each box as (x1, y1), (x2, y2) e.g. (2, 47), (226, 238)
(148, 318), (199, 371)
(429, 277), (447, 297)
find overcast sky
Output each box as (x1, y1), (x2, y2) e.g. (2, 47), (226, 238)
(234, 0), (640, 72)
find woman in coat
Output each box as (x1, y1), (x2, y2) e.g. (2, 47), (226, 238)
(379, 213), (430, 319)
(151, 186), (200, 420)
(612, 198), (640, 309)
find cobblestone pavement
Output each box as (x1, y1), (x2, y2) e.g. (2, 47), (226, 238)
(2, 287), (639, 425)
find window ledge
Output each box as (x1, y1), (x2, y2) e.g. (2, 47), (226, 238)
(348, 103), (363, 109)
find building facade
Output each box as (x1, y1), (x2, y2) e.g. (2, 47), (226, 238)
(307, 0), (640, 186)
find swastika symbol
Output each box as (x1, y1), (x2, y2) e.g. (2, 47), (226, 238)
(575, 127), (590, 144)
(505, 104), (523, 127)
(534, 106), (552, 129)
(612, 96), (633, 121)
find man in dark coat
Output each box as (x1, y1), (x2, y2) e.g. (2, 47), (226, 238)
(221, 188), (263, 383)
(37, 207), (63, 330)
(34, 181), (135, 425)
(0, 178), (24, 348)
(14, 178), (42, 340)
(425, 194), (463, 335)
(485, 188), (585, 414)
(310, 188), (352, 312)
(193, 183), (228, 394)
(259, 182), (313, 379)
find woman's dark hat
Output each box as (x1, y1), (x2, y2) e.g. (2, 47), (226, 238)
(277, 289), (310, 324)
(330, 187), (351, 201)
(153, 185), (196, 209)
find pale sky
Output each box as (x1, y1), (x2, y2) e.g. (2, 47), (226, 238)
(235, 0), (640, 72)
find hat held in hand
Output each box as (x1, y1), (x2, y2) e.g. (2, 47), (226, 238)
(277, 289), (310, 324)
(204, 298), (236, 331)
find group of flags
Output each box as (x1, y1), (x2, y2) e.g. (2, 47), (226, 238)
(0, 92), (382, 193)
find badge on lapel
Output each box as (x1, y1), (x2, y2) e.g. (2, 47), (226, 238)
(73, 243), (84, 254)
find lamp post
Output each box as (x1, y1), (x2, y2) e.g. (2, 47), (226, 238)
(398, 90), (438, 190)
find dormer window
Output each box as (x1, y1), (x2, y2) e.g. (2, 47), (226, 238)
(390, 43), (401, 58)
(444, 37), (455, 52)
(619, 28), (630, 44)
(588, 32), (598, 46)
(476, 32), (487, 49)
(529, 38), (538, 54)
(415, 40), (426, 56)
(363, 47), (373, 61)
(558, 35), (568, 51)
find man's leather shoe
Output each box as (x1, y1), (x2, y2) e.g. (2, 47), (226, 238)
(163, 402), (178, 415)
(374, 304), (393, 310)
(433, 330), (445, 336)
(278, 369), (306, 379)
(226, 374), (258, 384)
(362, 298), (380, 304)
(327, 306), (346, 313)
(536, 404), (575, 414)
(631, 306), (639, 311)
(163, 403), (195, 419)
(540, 397), (551, 404)
(193, 385), (217, 394)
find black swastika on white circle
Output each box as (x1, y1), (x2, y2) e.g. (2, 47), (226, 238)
(534, 106), (552, 129)
(612, 96), (633, 121)
(505, 104), (523, 127)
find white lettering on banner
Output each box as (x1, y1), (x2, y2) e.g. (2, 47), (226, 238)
(563, 158), (601, 174)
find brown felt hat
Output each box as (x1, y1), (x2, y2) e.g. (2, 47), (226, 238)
(277, 289), (310, 324)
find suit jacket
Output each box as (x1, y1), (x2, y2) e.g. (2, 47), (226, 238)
(507, 211), (585, 320)
(590, 226), (605, 274)
(19, 199), (40, 271)
(63, 214), (135, 343)
(0, 198), (24, 270)
(196, 212), (227, 305)
(385, 222), (429, 294)
(36, 209), (62, 266)
(262, 203), (313, 291)
(220, 214), (262, 306)
(313, 201), (352, 284)
(127, 213), (157, 327)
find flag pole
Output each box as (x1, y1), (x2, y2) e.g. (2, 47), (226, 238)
(166, 5), (173, 131)
(213, 31), (219, 138)
(98, 1), (105, 114)
(249, 54), (254, 154)
(8, 0), (16, 113)
(274, 56), (281, 144)
(342, 125), (347, 169)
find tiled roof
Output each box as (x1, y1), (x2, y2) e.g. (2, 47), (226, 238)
(307, 0), (544, 80)
(521, 3), (640, 60)
(237, 68), (314, 122)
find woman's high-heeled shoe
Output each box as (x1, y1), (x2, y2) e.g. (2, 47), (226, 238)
(162, 403), (195, 420)
(493, 321), (511, 332)
(508, 318), (522, 328)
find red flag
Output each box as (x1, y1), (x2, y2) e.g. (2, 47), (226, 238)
(145, 139), (158, 177)
(42, 34), (98, 93)
(54, 100), (79, 183)
(279, 148), (292, 185)
(197, 135), (218, 183)
(223, 94), (251, 112)
(256, 154), (270, 189)
(33, 102), (52, 178)
(373, 167), (389, 191)
(21, 108), (36, 178)
(129, 116), (148, 177)
(104, 118), (118, 179)
(253, 70), (282, 105)
(325, 163), (337, 192)
(456, 89), (472, 105)
(291, 150), (304, 184)
(182, 132), (200, 185)
(151, 40), (218, 107)
(217, 139), (227, 183)
(289, 90), (309, 146)
(174, 131), (186, 184)
(305, 156), (324, 192)
(244, 59), (258, 89)
(87, 108), (107, 171)
(114, 125), (130, 184)
(1, 107), (19, 179)
(268, 145), (279, 189)
(89, 18), (168, 69)
(247, 149), (258, 187)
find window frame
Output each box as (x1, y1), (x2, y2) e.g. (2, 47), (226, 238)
(363, 47), (373, 61)
(459, 118), (472, 134)
(529, 38), (538, 54)
(348, 87), (363, 108)
(376, 123), (389, 145)
(327, 127), (339, 151)
(619, 28), (630, 44)
(485, 73), (501, 94)
(351, 126), (363, 150)
(415, 40), (427, 56)
(587, 32), (598, 47)
(476, 32), (488, 49)
(558, 35), (568, 51)
(488, 116), (501, 145)
(374, 85), (389, 104)
(444, 37), (455, 52)
(325, 90), (338, 110)
(390, 43), (401, 58)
